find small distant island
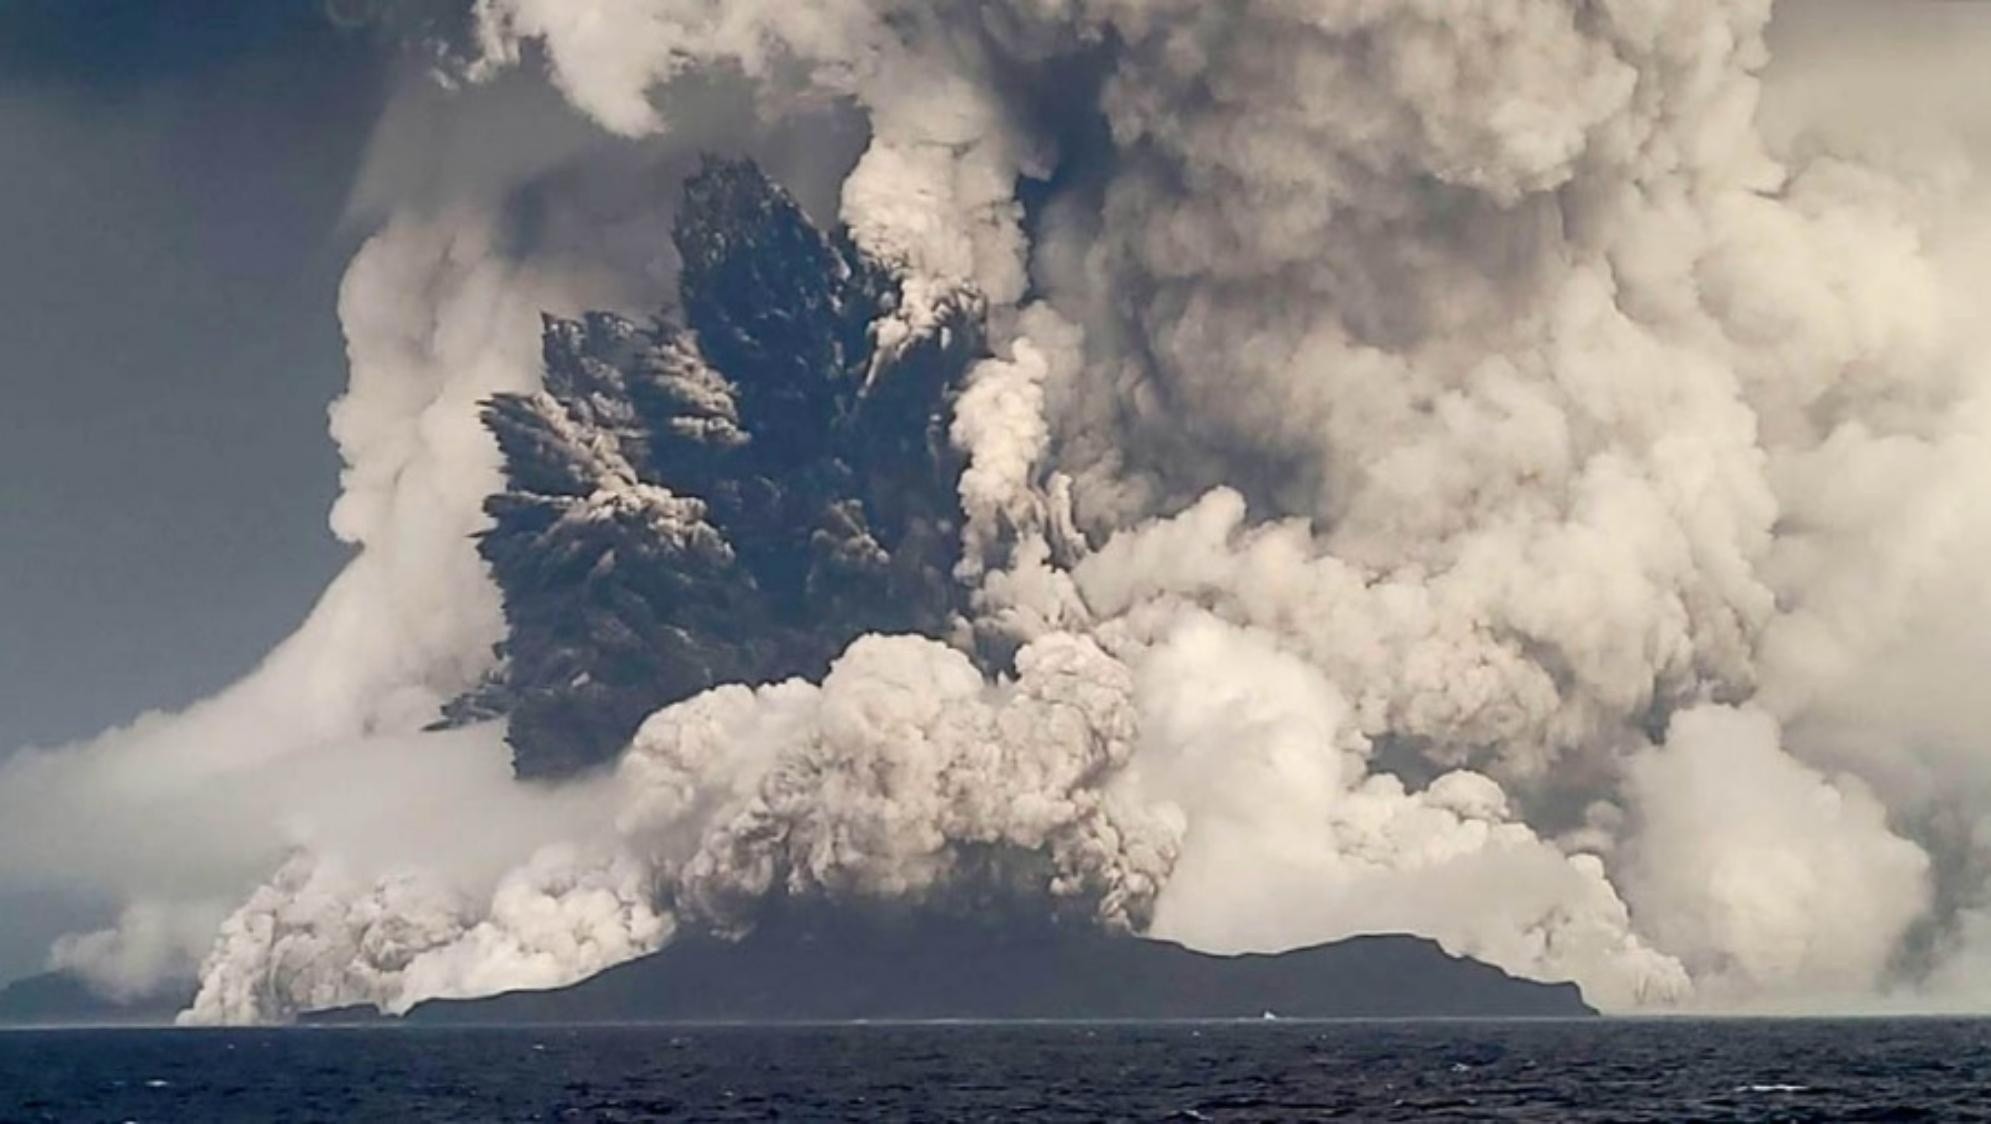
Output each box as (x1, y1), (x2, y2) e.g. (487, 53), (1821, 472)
(1, 915), (1594, 1027)
(0, 970), (190, 1028)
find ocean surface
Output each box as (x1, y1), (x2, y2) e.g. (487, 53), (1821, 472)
(2, 1019), (1988, 1122)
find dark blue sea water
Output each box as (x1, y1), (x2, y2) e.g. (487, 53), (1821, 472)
(3, 1020), (1988, 1122)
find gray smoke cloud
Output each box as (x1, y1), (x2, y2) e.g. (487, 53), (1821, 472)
(14, 0), (1991, 1021)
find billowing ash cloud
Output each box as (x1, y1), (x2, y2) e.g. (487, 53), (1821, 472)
(16, 0), (1991, 1022)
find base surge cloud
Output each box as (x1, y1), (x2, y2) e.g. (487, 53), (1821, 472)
(11, 0), (1991, 1022)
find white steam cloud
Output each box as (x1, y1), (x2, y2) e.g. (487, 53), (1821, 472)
(11, 0), (1991, 1022)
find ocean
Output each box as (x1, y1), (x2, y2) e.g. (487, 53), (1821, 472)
(2, 1019), (1987, 1121)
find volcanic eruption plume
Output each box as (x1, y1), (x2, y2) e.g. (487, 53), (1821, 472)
(11, 0), (1991, 1022)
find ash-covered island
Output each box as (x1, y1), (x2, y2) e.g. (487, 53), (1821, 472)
(326, 914), (1596, 1025)
(3, 919), (1594, 1026)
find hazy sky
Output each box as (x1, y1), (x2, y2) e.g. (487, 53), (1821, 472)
(0, 3), (409, 979)
(0, 3), (395, 754)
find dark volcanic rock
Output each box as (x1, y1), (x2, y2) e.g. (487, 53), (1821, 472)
(453, 158), (982, 779)
(400, 914), (1595, 1023)
(0, 972), (192, 1027)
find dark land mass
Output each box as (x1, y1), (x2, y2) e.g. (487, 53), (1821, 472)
(370, 915), (1593, 1025)
(0, 971), (193, 1027)
(2, 918), (1593, 1027)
